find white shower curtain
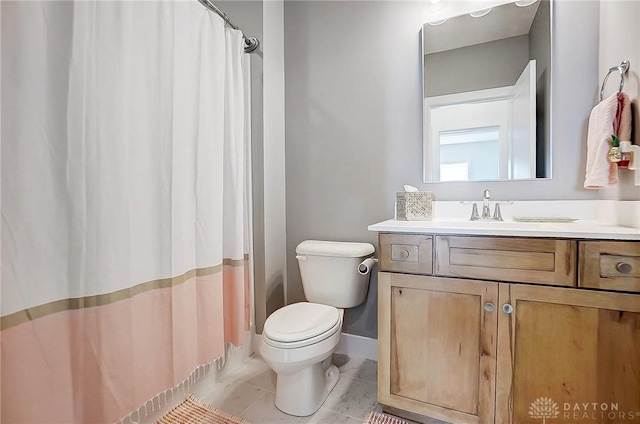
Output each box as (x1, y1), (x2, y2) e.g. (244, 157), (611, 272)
(1, 1), (252, 422)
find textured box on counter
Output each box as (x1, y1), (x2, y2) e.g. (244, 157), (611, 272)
(396, 192), (433, 221)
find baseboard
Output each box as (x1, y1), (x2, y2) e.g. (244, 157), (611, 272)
(335, 333), (378, 361)
(251, 331), (262, 354)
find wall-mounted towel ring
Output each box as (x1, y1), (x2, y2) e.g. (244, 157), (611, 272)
(599, 60), (630, 101)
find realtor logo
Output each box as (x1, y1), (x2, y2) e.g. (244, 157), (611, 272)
(529, 397), (560, 423)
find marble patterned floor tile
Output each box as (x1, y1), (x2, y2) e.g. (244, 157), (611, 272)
(308, 410), (362, 424)
(137, 354), (381, 424)
(192, 381), (266, 416)
(242, 391), (361, 424)
(333, 354), (377, 383)
(322, 374), (379, 420)
(241, 390), (314, 423)
(244, 366), (277, 393)
(217, 355), (272, 385)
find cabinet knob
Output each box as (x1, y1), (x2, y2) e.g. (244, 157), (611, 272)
(502, 303), (514, 314)
(484, 302), (495, 312)
(400, 249), (410, 259)
(616, 262), (632, 274)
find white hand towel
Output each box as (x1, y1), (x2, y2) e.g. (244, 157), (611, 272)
(584, 93), (619, 189)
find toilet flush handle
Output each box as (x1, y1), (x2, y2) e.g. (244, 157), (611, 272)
(295, 255), (308, 262)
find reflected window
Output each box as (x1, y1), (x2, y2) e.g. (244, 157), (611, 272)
(439, 127), (500, 181)
(440, 162), (469, 181)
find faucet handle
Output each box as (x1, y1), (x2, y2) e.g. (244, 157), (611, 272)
(493, 203), (503, 221)
(470, 203), (480, 221)
(459, 201), (480, 221)
(492, 201), (514, 221)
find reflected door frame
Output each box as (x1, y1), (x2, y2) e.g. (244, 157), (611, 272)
(425, 86), (512, 182)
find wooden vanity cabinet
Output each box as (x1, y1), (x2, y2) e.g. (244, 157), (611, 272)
(377, 233), (640, 424)
(496, 284), (640, 424)
(378, 272), (498, 424)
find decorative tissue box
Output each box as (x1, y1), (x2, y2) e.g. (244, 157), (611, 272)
(396, 191), (433, 221)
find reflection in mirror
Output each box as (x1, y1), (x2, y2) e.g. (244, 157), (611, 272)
(422, 0), (551, 182)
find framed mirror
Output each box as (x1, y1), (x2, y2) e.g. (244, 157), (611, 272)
(422, 0), (551, 182)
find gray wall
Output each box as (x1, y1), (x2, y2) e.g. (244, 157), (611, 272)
(598, 1), (640, 201)
(424, 35), (529, 97)
(284, 1), (600, 339)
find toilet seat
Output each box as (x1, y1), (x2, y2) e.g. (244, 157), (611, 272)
(263, 303), (342, 349)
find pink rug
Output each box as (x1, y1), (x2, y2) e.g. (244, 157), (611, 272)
(364, 411), (410, 424)
(156, 395), (251, 424)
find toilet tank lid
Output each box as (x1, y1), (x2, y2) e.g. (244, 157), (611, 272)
(296, 240), (375, 258)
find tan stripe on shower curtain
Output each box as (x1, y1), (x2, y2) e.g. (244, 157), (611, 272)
(0, 257), (248, 331)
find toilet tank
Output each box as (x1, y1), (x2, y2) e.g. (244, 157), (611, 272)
(296, 240), (375, 308)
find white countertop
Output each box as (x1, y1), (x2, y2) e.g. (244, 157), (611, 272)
(368, 219), (640, 240)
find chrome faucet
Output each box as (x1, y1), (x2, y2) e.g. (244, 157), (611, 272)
(468, 189), (510, 221)
(482, 189), (492, 219)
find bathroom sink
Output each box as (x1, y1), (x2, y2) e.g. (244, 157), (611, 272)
(430, 218), (585, 232)
(512, 217), (578, 223)
(431, 219), (560, 228)
(368, 218), (640, 240)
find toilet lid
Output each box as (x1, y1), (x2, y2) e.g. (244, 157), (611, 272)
(263, 303), (341, 343)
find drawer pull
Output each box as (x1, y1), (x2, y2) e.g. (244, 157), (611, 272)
(390, 244), (418, 262)
(502, 303), (514, 314)
(616, 262), (633, 274)
(484, 302), (495, 312)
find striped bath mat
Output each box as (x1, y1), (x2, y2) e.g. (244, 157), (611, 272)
(156, 395), (251, 424)
(364, 411), (410, 424)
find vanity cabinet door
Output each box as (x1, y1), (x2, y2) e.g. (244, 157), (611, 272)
(496, 284), (640, 424)
(378, 272), (498, 424)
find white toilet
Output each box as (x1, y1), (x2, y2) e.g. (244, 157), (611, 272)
(259, 240), (375, 417)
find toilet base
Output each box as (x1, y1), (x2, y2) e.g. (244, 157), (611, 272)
(274, 358), (340, 417)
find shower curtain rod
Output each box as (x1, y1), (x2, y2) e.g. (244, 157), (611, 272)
(197, 0), (260, 53)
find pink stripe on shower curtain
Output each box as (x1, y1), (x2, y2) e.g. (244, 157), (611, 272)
(1, 267), (249, 423)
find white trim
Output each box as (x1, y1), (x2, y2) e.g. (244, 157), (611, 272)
(252, 331), (263, 354)
(263, 0), (288, 309)
(425, 85), (514, 109)
(335, 333), (378, 361)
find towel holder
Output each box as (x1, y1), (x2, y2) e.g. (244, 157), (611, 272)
(599, 60), (630, 101)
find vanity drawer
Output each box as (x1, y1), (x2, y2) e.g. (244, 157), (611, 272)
(579, 241), (640, 293)
(435, 236), (577, 287)
(379, 233), (433, 275)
